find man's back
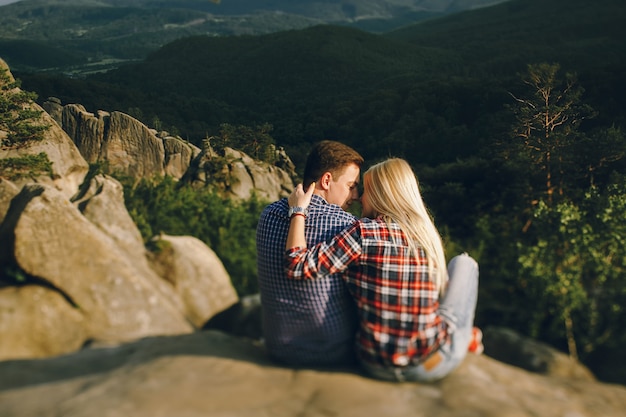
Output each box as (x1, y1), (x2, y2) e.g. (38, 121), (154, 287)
(256, 194), (358, 366)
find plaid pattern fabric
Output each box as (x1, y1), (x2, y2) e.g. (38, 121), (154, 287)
(285, 217), (449, 368)
(256, 195), (359, 366)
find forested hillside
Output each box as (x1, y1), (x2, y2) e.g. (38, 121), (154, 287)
(0, 0), (509, 74)
(17, 0), (625, 166)
(7, 0), (626, 384)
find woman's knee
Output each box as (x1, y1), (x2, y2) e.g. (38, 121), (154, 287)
(448, 253), (479, 279)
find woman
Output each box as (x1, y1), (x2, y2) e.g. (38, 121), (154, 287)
(284, 158), (480, 382)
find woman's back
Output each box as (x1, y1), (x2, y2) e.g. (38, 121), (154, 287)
(338, 217), (449, 367)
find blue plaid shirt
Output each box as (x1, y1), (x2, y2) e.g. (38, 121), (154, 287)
(256, 194), (359, 366)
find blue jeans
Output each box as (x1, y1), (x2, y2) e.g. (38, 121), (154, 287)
(360, 253), (479, 382)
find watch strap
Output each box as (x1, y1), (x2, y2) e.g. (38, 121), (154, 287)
(288, 206), (309, 218)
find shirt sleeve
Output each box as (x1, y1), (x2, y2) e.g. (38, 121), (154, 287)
(285, 221), (363, 280)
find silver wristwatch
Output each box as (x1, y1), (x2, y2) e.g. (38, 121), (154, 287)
(288, 206), (309, 218)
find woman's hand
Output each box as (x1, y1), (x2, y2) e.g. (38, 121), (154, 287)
(288, 182), (315, 210)
(286, 182), (314, 250)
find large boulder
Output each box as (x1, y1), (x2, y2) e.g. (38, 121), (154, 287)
(224, 147), (296, 201)
(58, 103), (200, 181)
(71, 174), (193, 316)
(0, 330), (625, 417)
(53, 100), (200, 182)
(147, 233), (239, 328)
(0, 170), (244, 360)
(0, 285), (87, 359)
(0, 183), (193, 351)
(1, 61), (244, 361)
(0, 175), (243, 361)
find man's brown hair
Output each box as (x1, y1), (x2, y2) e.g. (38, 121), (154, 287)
(302, 140), (364, 188)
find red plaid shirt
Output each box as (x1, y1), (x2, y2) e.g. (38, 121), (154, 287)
(285, 217), (449, 367)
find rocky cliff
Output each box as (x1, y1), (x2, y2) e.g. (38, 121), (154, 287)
(43, 97), (297, 202)
(0, 58), (251, 359)
(1, 330), (626, 417)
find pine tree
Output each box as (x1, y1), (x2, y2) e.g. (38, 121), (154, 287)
(507, 63), (595, 206)
(0, 67), (48, 147)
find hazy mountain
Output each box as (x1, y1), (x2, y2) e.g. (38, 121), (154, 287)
(0, 0), (511, 73)
(0, 0), (512, 20)
(130, 0), (514, 20)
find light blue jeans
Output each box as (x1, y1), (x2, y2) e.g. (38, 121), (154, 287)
(360, 253), (480, 382)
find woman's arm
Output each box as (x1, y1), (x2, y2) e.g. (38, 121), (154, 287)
(284, 182), (361, 280)
(285, 183), (315, 250)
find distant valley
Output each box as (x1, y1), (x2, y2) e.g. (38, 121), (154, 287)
(0, 0), (511, 74)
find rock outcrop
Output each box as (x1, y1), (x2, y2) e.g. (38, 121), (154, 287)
(0, 63), (239, 360)
(0, 181), (192, 353)
(57, 103), (168, 178)
(0, 285), (87, 359)
(1, 61), (89, 200)
(184, 144), (297, 201)
(44, 97), (296, 201)
(147, 233), (239, 328)
(162, 132), (202, 178)
(1, 330), (625, 417)
(0, 178), (19, 224)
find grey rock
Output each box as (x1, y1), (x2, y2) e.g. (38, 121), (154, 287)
(483, 326), (596, 381)
(105, 111), (166, 178)
(61, 103), (108, 164)
(41, 97), (63, 126)
(0, 98), (89, 199)
(72, 174), (146, 259)
(0, 330), (625, 417)
(0, 285), (86, 359)
(0, 183), (193, 350)
(204, 293), (263, 340)
(60, 105), (166, 178)
(46, 98), (296, 200)
(0, 178), (19, 225)
(147, 233), (239, 328)
(186, 146), (296, 201)
(163, 136), (201, 179)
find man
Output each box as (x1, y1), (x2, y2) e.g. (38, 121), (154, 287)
(256, 140), (364, 367)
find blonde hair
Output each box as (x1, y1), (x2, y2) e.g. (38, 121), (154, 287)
(364, 158), (448, 294)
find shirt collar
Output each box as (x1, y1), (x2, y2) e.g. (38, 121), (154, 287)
(310, 194), (329, 206)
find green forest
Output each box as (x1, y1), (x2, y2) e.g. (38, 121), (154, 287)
(4, 0), (626, 383)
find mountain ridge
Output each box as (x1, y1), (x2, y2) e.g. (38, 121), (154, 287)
(0, 0), (512, 74)
(13, 0), (625, 170)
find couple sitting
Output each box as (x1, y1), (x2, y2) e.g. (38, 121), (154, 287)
(256, 140), (481, 382)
